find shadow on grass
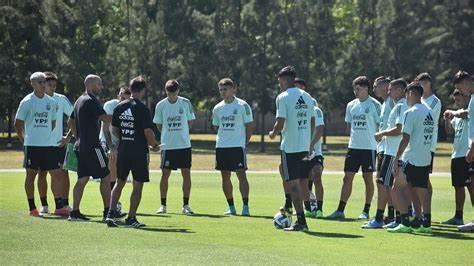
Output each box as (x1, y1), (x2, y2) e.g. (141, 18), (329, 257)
(136, 227), (195, 234)
(303, 230), (363, 238)
(187, 213), (228, 219)
(136, 212), (171, 218)
(321, 217), (358, 222)
(415, 230), (474, 240)
(42, 216), (68, 220)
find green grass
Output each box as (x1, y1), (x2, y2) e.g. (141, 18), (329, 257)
(1, 171), (472, 265)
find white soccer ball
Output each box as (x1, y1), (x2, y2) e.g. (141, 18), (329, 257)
(273, 211), (292, 229)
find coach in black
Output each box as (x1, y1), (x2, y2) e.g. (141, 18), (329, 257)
(106, 76), (159, 228)
(68, 74), (113, 221)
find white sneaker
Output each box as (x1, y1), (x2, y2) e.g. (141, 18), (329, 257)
(458, 221), (474, 232)
(40, 206), (49, 214)
(358, 212), (369, 220)
(156, 205), (167, 214)
(182, 205), (194, 215)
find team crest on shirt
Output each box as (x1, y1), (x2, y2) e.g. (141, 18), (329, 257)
(364, 107), (369, 114)
(46, 103), (51, 111)
(179, 108), (184, 114)
(233, 108), (238, 115)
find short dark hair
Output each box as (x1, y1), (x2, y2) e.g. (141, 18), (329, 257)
(352, 76), (370, 88)
(277, 66), (296, 79)
(415, 72), (431, 82)
(390, 78), (407, 90)
(406, 82), (424, 96)
(130, 76), (146, 93)
(218, 78), (234, 87)
(165, 79), (180, 92)
(374, 76), (391, 85)
(44, 71), (58, 81)
(294, 77), (306, 87)
(453, 70), (471, 84)
(119, 87), (131, 95)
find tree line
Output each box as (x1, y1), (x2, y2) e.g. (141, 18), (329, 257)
(1, 0), (473, 136)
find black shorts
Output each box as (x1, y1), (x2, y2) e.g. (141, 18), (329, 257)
(308, 155), (324, 169)
(161, 148), (192, 170)
(281, 151), (311, 181)
(429, 152), (435, 173)
(23, 146), (60, 171)
(377, 154), (395, 187)
(451, 157), (472, 187)
(344, 149), (376, 173)
(117, 152), (150, 183)
(52, 146), (67, 167)
(468, 162), (474, 177)
(377, 152), (384, 172)
(215, 147), (247, 172)
(400, 161), (430, 188)
(75, 146), (110, 179)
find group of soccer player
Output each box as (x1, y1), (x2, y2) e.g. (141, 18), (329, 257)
(14, 67), (473, 232)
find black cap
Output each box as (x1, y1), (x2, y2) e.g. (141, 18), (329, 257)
(294, 77), (306, 86)
(277, 66), (296, 78)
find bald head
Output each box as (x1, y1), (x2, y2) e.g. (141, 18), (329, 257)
(84, 74), (103, 95)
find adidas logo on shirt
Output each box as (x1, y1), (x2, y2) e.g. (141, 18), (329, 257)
(423, 113), (434, 126)
(295, 96), (308, 109)
(119, 108), (135, 121)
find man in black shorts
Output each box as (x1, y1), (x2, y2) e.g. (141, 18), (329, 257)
(269, 66), (316, 231)
(67, 74), (113, 221)
(106, 76), (159, 227)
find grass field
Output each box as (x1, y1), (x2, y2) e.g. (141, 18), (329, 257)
(0, 171), (473, 265)
(0, 135), (455, 172)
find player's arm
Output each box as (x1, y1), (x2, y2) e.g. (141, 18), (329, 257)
(14, 119), (25, 144)
(269, 118), (284, 139)
(145, 128), (159, 152)
(378, 124), (402, 138)
(444, 116), (454, 135)
(245, 122), (254, 146)
(99, 113), (113, 149)
(67, 117), (76, 138)
(310, 124), (324, 150)
(392, 133), (410, 176)
(445, 109), (468, 119)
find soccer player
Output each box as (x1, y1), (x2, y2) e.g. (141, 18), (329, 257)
(416, 73), (441, 219)
(67, 74), (112, 221)
(373, 76), (396, 223)
(389, 82), (434, 233)
(364, 78), (408, 228)
(35, 72), (74, 216)
(327, 76), (381, 220)
(307, 105), (325, 218)
(14, 72), (59, 216)
(154, 80), (196, 215)
(442, 90), (473, 225)
(99, 87), (131, 216)
(444, 70), (474, 232)
(294, 77), (321, 217)
(106, 76), (159, 227)
(269, 66), (316, 231)
(212, 78), (254, 216)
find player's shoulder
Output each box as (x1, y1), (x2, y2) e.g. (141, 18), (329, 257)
(276, 90), (289, 100)
(369, 96), (382, 107)
(347, 98), (358, 107)
(387, 97), (396, 108)
(104, 98), (118, 107)
(314, 106), (324, 117)
(156, 97), (169, 108)
(235, 97), (250, 106)
(21, 92), (35, 102)
(178, 96), (191, 104)
(213, 100), (225, 111)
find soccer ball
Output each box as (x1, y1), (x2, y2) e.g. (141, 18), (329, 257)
(273, 209), (292, 229)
